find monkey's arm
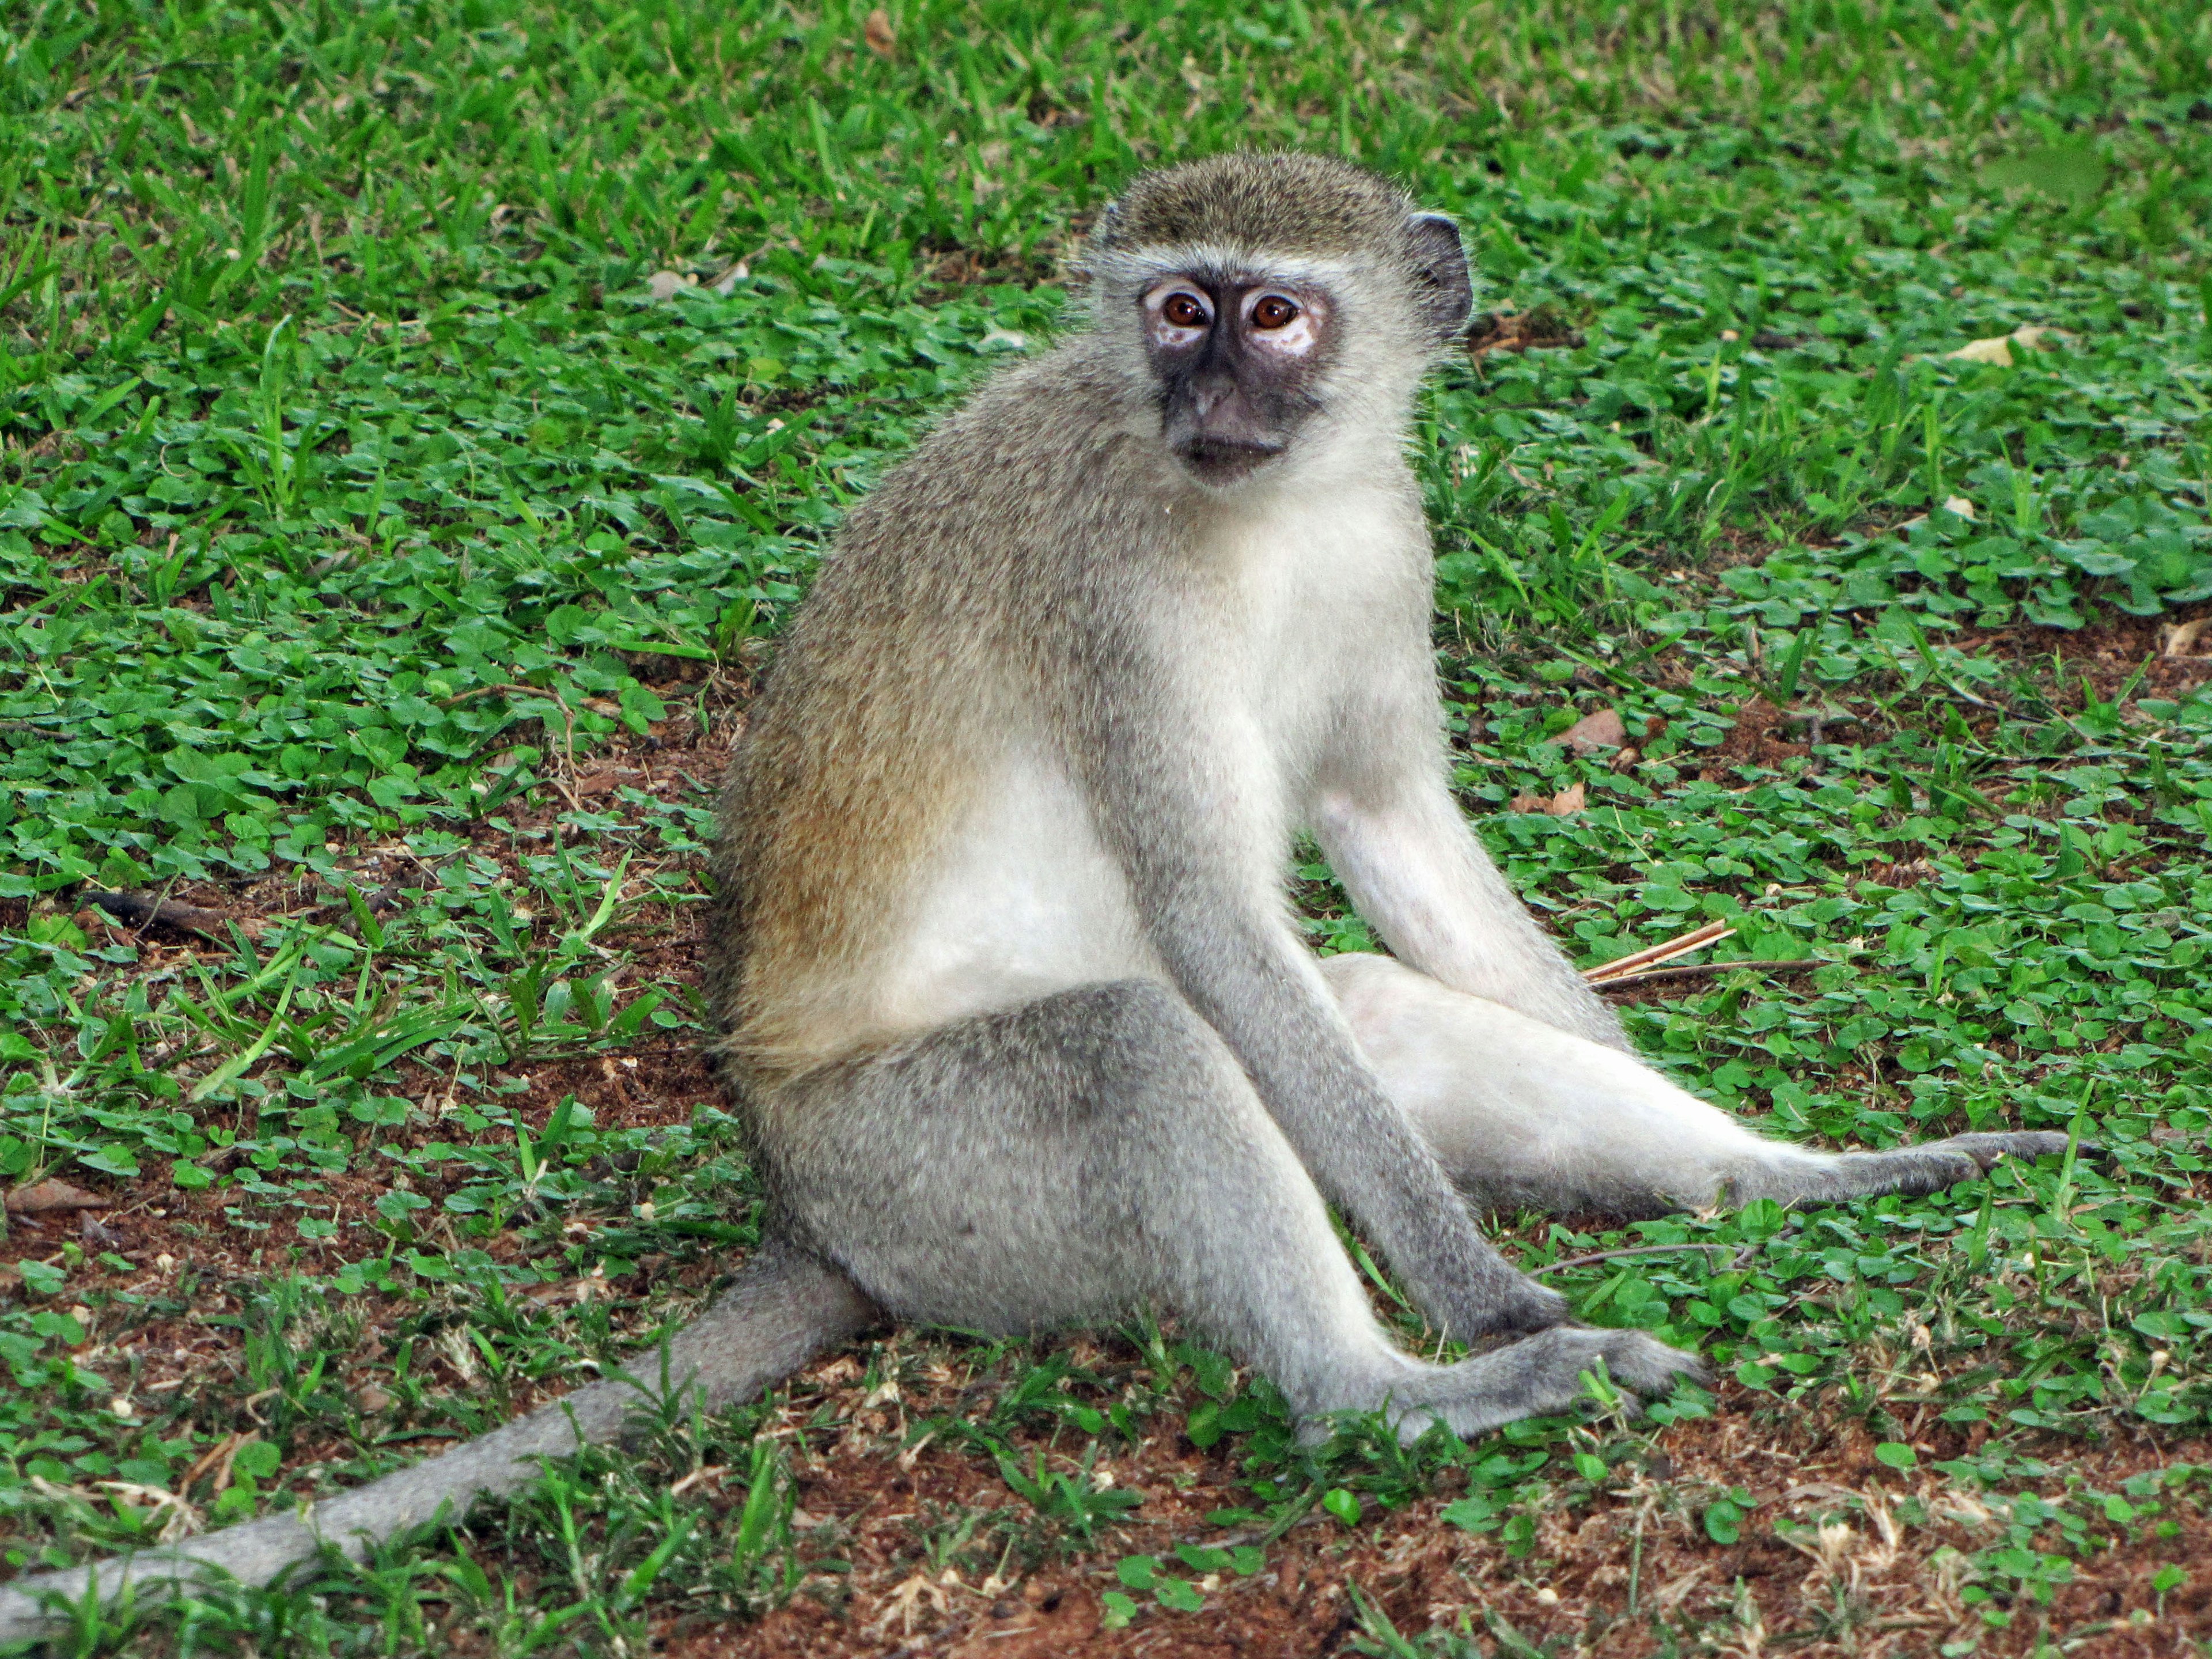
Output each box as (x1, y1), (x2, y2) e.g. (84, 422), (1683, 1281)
(1313, 757), (1633, 1055)
(1073, 684), (1565, 1343)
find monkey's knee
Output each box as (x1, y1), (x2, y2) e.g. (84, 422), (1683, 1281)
(755, 982), (1266, 1332)
(1315, 950), (1430, 1039)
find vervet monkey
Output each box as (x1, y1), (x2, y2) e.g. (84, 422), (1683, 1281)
(0, 152), (2066, 1640)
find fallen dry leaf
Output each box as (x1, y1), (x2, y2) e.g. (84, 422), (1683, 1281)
(1467, 305), (1584, 359)
(571, 767), (642, 798)
(2165, 617), (2209, 657)
(6, 1179), (110, 1215)
(1559, 707), (1627, 755)
(1944, 323), (2062, 368)
(863, 7), (896, 55)
(1947, 335), (2014, 366)
(1509, 791), (1549, 813)
(1941, 495), (1977, 520)
(95, 1480), (200, 1544)
(645, 270), (696, 301)
(1547, 782), (1586, 816)
(874, 1571), (950, 1637)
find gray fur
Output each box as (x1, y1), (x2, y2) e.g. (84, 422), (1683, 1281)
(0, 153), (2069, 1639)
(1733, 1133), (2074, 1209)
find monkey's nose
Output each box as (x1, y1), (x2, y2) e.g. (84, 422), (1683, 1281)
(1188, 379), (1234, 420)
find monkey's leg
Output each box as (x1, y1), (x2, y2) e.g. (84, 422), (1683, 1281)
(0, 1240), (873, 1643)
(763, 980), (1702, 1442)
(1321, 953), (2069, 1215)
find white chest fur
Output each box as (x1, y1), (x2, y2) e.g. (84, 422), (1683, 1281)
(1206, 478), (1420, 785)
(868, 475), (1421, 1036)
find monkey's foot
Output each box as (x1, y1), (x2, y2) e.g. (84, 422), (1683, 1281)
(1379, 1327), (1707, 1445)
(1748, 1131), (2078, 1209)
(1927, 1131), (2085, 1172)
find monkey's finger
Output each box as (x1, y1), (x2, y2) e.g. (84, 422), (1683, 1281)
(1589, 1330), (1711, 1395)
(1468, 1279), (1572, 1339)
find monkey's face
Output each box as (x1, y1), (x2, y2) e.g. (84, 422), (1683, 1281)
(1141, 274), (1332, 486)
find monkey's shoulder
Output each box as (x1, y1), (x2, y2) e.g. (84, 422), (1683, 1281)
(843, 344), (1150, 529)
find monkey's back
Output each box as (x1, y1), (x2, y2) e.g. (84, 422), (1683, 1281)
(707, 341), (1169, 1090)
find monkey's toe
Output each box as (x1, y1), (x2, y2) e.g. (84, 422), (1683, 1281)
(1934, 1131), (2082, 1171)
(1393, 1327), (1706, 1443)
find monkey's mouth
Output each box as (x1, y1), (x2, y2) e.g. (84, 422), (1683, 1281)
(1173, 434), (1287, 483)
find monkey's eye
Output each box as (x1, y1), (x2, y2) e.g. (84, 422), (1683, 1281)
(1249, 294), (1300, 331)
(1160, 291), (1210, 329)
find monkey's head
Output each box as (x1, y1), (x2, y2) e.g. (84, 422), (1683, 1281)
(1083, 153), (1473, 488)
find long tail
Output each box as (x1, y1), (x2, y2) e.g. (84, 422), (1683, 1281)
(0, 1240), (875, 1643)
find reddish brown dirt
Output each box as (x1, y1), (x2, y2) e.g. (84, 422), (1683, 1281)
(627, 1368), (2212, 1659)
(1698, 695), (1812, 779)
(1957, 599), (2212, 705)
(17, 635), (2212, 1655)
(6, 671), (753, 1463)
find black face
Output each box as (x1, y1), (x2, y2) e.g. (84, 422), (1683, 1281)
(1142, 276), (1331, 485)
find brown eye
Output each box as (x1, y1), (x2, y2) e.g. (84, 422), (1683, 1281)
(1161, 293), (1209, 328)
(1251, 295), (1299, 330)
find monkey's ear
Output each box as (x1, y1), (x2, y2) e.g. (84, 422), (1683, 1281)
(1405, 211), (1474, 340)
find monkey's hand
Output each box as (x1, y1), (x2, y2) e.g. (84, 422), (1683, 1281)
(1480, 1275), (1572, 1336)
(1425, 1262), (1570, 1344)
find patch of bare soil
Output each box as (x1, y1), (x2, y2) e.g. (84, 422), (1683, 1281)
(1958, 599), (2212, 705)
(1698, 695), (1810, 780)
(22, 655), (2212, 1657)
(640, 1366), (2212, 1659)
(13, 667), (753, 1433)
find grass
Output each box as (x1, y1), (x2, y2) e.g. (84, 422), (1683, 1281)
(2, 0), (2211, 1652)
